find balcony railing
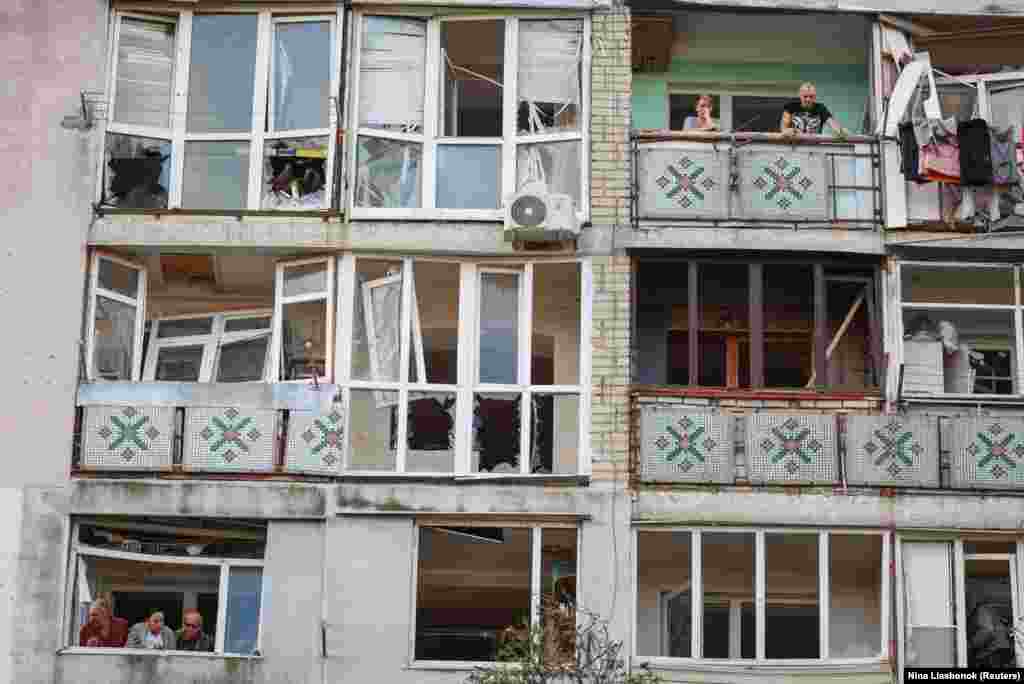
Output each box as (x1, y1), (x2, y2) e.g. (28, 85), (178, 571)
(632, 131), (882, 229)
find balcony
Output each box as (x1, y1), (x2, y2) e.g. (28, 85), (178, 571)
(632, 131), (882, 229)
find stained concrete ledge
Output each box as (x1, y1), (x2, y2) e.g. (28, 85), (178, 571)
(70, 480), (328, 519)
(619, 225), (886, 254)
(54, 652), (264, 684)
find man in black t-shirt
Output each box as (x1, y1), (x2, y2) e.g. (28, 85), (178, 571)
(780, 82), (846, 136)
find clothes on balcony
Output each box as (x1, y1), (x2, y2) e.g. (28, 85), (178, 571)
(991, 126), (1021, 186)
(899, 121), (925, 182)
(958, 119), (994, 186)
(913, 117), (961, 184)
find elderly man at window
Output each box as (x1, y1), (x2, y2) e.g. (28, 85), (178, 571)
(781, 82), (846, 137)
(126, 610), (177, 650)
(176, 609), (214, 652)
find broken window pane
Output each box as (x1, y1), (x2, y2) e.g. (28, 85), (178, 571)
(154, 344), (204, 381)
(224, 567), (262, 655)
(902, 308), (1015, 394)
(271, 21), (330, 132)
(830, 534), (881, 658)
(436, 145), (501, 209)
(479, 272), (519, 384)
(281, 300), (328, 380)
(637, 531), (691, 657)
(699, 264), (749, 388)
(187, 15), (258, 133)
(156, 317), (213, 338)
(764, 265), (812, 388)
(359, 17), (426, 132)
(765, 533), (818, 659)
(517, 20), (581, 135)
(530, 394), (578, 474)
(532, 263), (580, 385)
(902, 266), (1014, 306)
(414, 261), (459, 385)
(93, 296), (136, 381)
(965, 553), (1017, 669)
(98, 258), (141, 299)
(181, 141), (250, 209)
(407, 391), (455, 473)
(262, 137), (328, 210)
(351, 260), (404, 383)
(415, 526), (532, 661)
(355, 137), (421, 208)
(516, 141), (581, 209)
(703, 532), (754, 659)
(114, 17), (175, 129)
(104, 134), (170, 209)
(215, 336), (268, 382)
(348, 389), (397, 471)
(540, 527), (577, 665)
(473, 393), (521, 473)
(441, 20), (504, 137)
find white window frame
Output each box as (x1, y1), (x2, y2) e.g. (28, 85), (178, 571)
(271, 256), (336, 383)
(895, 534), (1024, 678)
(65, 538), (266, 656)
(347, 11), (590, 222)
(632, 527), (891, 668)
(143, 310), (273, 382)
(85, 252), (148, 382)
(336, 255), (592, 476)
(408, 521), (581, 667)
(895, 260), (1024, 399)
(98, 7), (342, 211)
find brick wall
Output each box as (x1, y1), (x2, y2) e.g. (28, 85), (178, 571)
(590, 256), (632, 481)
(589, 4), (631, 229)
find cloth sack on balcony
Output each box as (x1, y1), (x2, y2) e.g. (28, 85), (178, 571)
(991, 126), (1020, 186)
(958, 118), (993, 186)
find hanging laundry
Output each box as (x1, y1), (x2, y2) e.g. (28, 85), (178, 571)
(916, 117), (961, 184)
(958, 118), (993, 186)
(899, 121), (924, 182)
(991, 126), (1020, 186)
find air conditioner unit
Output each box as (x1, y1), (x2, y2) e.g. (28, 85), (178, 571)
(504, 184), (580, 242)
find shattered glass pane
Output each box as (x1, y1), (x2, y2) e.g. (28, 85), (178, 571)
(187, 14), (258, 133)
(181, 141), (250, 209)
(115, 17), (175, 129)
(517, 20), (581, 135)
(263, 136), (328, 209)
(407, 391), (456, 473)
(355, 137), (421, 208)
(516, 141), (581, 213)
(473, 393), (521, 473)
(436, 145), (500, 209)
(359, 17), (426, 132)
(104, 134), (170, 209)
(92, 296), (136, 381)
(349, 389), (398, 471)
(441, 20), (503, 137)
(272, 21), (330, 131)
(154, 345), (204, 381)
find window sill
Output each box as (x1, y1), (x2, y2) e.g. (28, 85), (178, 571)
(634, 656), (888, 675)
(341, 473), (590, 485)
(902, 393), (1024, 405)
(632, 385), (883, 402)
(406, 660), (515, 671)
(59, 647), (262, 660)
(94, 207), (343, 220)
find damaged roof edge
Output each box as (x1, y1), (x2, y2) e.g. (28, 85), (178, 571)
(641, 0), (1024, 17)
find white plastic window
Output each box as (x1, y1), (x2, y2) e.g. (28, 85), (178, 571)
(86, 253), (148, 382)
(143, 312), (272, 382)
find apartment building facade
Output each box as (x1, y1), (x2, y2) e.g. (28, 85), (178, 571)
(2, 0), (1024, 683)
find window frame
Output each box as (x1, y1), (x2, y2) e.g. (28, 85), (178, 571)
(632, 527), (891, 668)
(271, 256), (336, 384)
(409, 520), (581, 667)
(143, 310), (273, 382)
(98, 7), (342, 211)
(346, 10), (591, 222)
(63, 522), (266, 657)
(667, 84), (799, 133)
(85, 251), (149, 382)
(337, 255), (592, 476)
(895, 260), (1024, 400)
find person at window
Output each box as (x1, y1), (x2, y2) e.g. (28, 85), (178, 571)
(683, 95), (719, 131)
(79, 598), (129, 648)
(781, 83), (846, 136)
(126, 610), (177, 650)
(176, 609), (213, 652)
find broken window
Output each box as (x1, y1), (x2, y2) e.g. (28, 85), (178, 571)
(144, 313), (272, 382)
(351, 14), (587, 216)
(68, 518), (266, 655)
(415, 524), (577, 662)
(101, 9), (339, 211)
(899, 263), (1018, 396)
(643, 258), (880, 391)
(636, 529), (887, 662)
(340, 257), (587, 475)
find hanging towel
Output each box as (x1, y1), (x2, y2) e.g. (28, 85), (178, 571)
(899, 121), (925, 182)
(958, 118), (993, 186)
(991, 126), (1020, 186)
